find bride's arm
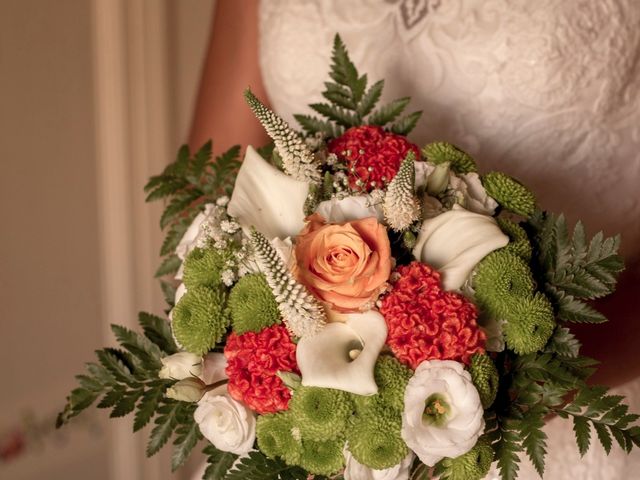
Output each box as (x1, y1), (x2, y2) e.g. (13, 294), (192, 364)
(189, 0), (270, 154)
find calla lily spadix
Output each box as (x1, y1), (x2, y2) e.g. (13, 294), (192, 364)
(227, 146), (309, 240)
(296, 310), (388, 396)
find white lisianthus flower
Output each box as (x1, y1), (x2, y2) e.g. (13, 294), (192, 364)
(402, 360), (484, 466)
(414, 161), (435, 188)
(315, 195), (384, 223)
(449, 172), (498, 216)
(175, 203), (217, 260)
(228, 146), (309, 239)
(344, 446), (413, 480)
(413, 205), (509, 291)
(159, 352), (202, 380)
(194, 393), (256, 456)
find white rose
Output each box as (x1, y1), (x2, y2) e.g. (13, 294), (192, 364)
(159, 352), (202, 380)
(166, 377), (206, 402)
(175, 204), (217, 260)
(449, 172), (498, 216)
(413, 205), (509, 291)
(315, 195), (384, 223)
(402, 360), (484, 466)
(194, 393), (256, 455)
(344, 447), (413, 480)
(414, 161), (435, 188)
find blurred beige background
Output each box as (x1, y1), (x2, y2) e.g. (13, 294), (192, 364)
(0, 1), (215, 479)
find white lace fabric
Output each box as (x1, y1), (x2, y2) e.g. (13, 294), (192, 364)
(258, 1), (640, 477)
(259, 0), (640, 260)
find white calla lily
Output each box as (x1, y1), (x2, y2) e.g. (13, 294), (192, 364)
(413, 205), (508, 291)
(315, 195), (384, 223)
(296, 310), (387, 395)
(227, 146), (309, 239)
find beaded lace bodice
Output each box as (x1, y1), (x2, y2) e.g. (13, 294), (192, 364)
(258, 0), (640, 261)
(257, 1), (640, 478)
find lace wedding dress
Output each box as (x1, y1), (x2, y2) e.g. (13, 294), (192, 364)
(258, 1), (640, 478)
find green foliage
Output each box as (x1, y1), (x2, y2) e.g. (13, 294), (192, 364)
(557, 385), (640, 456)
(469, 354), (499, 409)
(202, 444), (238, 480)
(544, 326), (581, 358)
(57, 312), (204, 471)
(528, 211), (624, 324)
(225, 451), (308, 480)
(435, 439), (494, 480)
(145, 142), (241, 301)
(289, 387), (352, 441)
(493, 418), (522, 480)
(497, 218), (532, 261)
(257, 412), (303, 464)
(171, 286), (230, 355)
(421, 142), (477, 174)
(229, 273), (280, 334)
(482, 172), (536, 218)
(297, 35), (421, 137)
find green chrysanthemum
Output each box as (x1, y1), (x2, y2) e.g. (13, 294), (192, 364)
(228, 273), (280, 334)
(497, 218), (532, 261)
(289, 386), (352, 441)
(297, 438), (345, 476)
(182, 246), (233, 289)
(346, 414), (408, 470)
(374, 355), (412, 411)
(422, 141), (477, 174)
(482, 171), (536, 218)
(469, 354), (499, 408)
(256, 412), (302, 464)
(171, 286), (229, 355)
(503, 293), (555, 354)
(473, 251), (535, 318)
(440, 439), (494, 480)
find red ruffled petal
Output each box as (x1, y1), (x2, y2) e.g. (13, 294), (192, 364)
(224, 324), (299, 414)
(380, 262), (486, 369)
(328, 125), (420, 192)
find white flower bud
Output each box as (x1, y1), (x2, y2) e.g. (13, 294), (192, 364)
(166, 377), (206, 402)
(426, 162), (450, 195)
(159, 352), (203, 380)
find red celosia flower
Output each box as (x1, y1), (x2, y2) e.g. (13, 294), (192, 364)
(380, 262), (486, 369)
(224, 324), (299, 414)
(328, 125), (420, 192)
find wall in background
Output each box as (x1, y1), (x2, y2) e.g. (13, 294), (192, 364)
(0, 1), (214, 479)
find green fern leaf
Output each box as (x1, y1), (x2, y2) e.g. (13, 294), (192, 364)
(155, 254), (181, 278)
(202, 445), (238, 479)
(544, 326), (581, 357)
(146, 402), (182, 457)
(520, 409), (547, 477)
(309, 102), (360, 128)
(134, 386), (165, 432)
(138, 312), (178, 354)
(110, 388), (143, 418)
(573, 415), (591, 456)
(171, 414), (202, 471)
(294, 114), (337, 137)
(368, 97), (410, 126)
(356, 79), (384, 117)
(391, 111), (423, 135)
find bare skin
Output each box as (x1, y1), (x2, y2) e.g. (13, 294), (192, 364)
(188, 0), (269, 155)
(189, 1), (640, 387)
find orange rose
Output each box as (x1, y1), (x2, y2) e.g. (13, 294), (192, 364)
(294, 214), (392, 312)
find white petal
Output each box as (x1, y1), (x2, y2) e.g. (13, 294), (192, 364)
(315, 195), (384, 223)
(227, 146), (309, 239)
(296, 310), (387, 395)
(413, 205), (508, 290)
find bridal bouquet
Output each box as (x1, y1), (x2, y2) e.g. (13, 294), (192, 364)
(58, 36), (640, 480)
